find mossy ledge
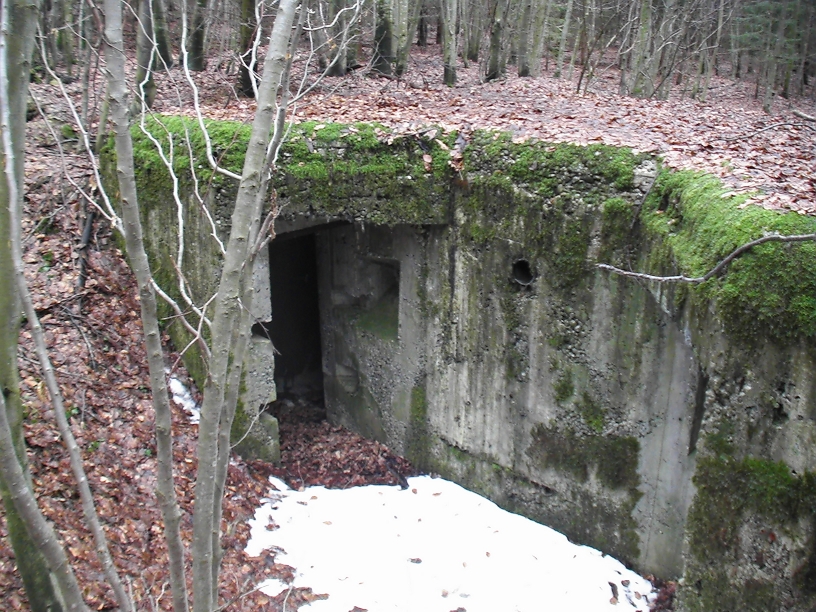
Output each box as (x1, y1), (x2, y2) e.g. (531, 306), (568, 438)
(106, 116), (816, 353)
(636, 170), (816, 347)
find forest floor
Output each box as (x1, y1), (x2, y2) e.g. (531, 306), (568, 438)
(4, 38), (812, 610)
(154, 44), (815, 214)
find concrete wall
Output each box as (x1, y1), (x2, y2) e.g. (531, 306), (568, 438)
(313, 208), (816, 612)
(313, 217), (698, 577)
(117, 119), (816, 610)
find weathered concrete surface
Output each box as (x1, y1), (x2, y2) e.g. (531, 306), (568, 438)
(313, 216), (697, 577)
(113, 119), (816, 611)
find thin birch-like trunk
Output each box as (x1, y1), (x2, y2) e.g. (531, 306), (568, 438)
(9, 2), (136, 610)
(191, 2), (299, 610)
(0, 5), (87, 610)
(3, 19), (133, 608)
(0, 394), (86, 611)
(0, 1), (67, 610)
(103, 0), (190, 610)
(441, 0), (457, 84)
(209, 16), (300, 600)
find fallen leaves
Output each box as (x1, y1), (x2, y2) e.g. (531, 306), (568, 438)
(265, 394), (416, 491)
(150, 45), (815, 216)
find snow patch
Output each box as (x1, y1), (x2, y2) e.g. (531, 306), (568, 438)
(246, 475), (653, 611)
(168, 376), (200, 424)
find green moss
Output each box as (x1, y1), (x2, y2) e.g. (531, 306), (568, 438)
(526, 424), (641, 564)
(407, 385), (431, 469)
(553, 369), (574, 404)
(577, 391), (605, 433)
(600, 197), (635, 259)
(641, 170), (816, 346)
(528, 424), (640, 491)
(60, 123), (76, 140)
(705, 417), (736, 458)
(473, 135), (641, 195)
(128, 117), (454, 228)
(684, 452), (816, 610)
(550, 217), (592, 290)
(465, 220), (498, 244)
(498, 294), (529, 381)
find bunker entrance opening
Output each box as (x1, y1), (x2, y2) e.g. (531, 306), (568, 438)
(264, 232), (324, 405)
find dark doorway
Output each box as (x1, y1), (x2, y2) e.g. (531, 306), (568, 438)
(265, 233), (324, 399)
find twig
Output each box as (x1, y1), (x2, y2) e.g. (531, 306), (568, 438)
(282, 585), (295, 612)
(60, 305), (97, 370)
(598, 233), (816, 284)
(793, 110), (816, 122)
(76, 207), (95, 309)
(720, 122), (816, 142)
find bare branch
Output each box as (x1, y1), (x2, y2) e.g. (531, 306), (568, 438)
(720, 122), (816, 142)
(598, 233), (816, 284)
(793, 110), (816, 122)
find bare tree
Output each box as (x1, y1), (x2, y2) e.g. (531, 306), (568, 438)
(1, 0), (363, 610)
(441, 0), (457, 83)
(0, 0), (75, 609)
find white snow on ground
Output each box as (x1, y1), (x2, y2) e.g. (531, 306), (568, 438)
(246, 475), (654, 612)
(168, 376), (200, 423)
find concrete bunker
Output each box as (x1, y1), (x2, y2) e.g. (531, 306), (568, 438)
(115, 119), (816, 610)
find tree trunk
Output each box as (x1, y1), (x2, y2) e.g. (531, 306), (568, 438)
(486, 0), (510, 80)
(796, 2), (811, 95)
(0, 1), (67, 610)
(516, 0), (532, 76)
(730, 0), (741, 79)
(441, 0), (457, 84)
(416, 0), (427, 46)
(394, 0), (420, 76)
(461, 0), (483, 63)
(238, 0), (256, 95)
(373, 0), (394, 74)
(186, 0), (209, 71)
(699, 0), (726, 102)
(152, 0), (174, 68)
(626, 0), (651, 95)
(190, 2), (299, 611)
(0, 394), (86, 611)
(763, 0), (787, 113)
(528, 0), (550, 77)
(554, 0), (573, 77)
(103, 0), (190, 609)
(135, 0), (157, 108)
(327, 0), (351, 77)
(59, 0), (73, 76)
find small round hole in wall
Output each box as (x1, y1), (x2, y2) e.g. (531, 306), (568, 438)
(512, 259), (534, 286)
